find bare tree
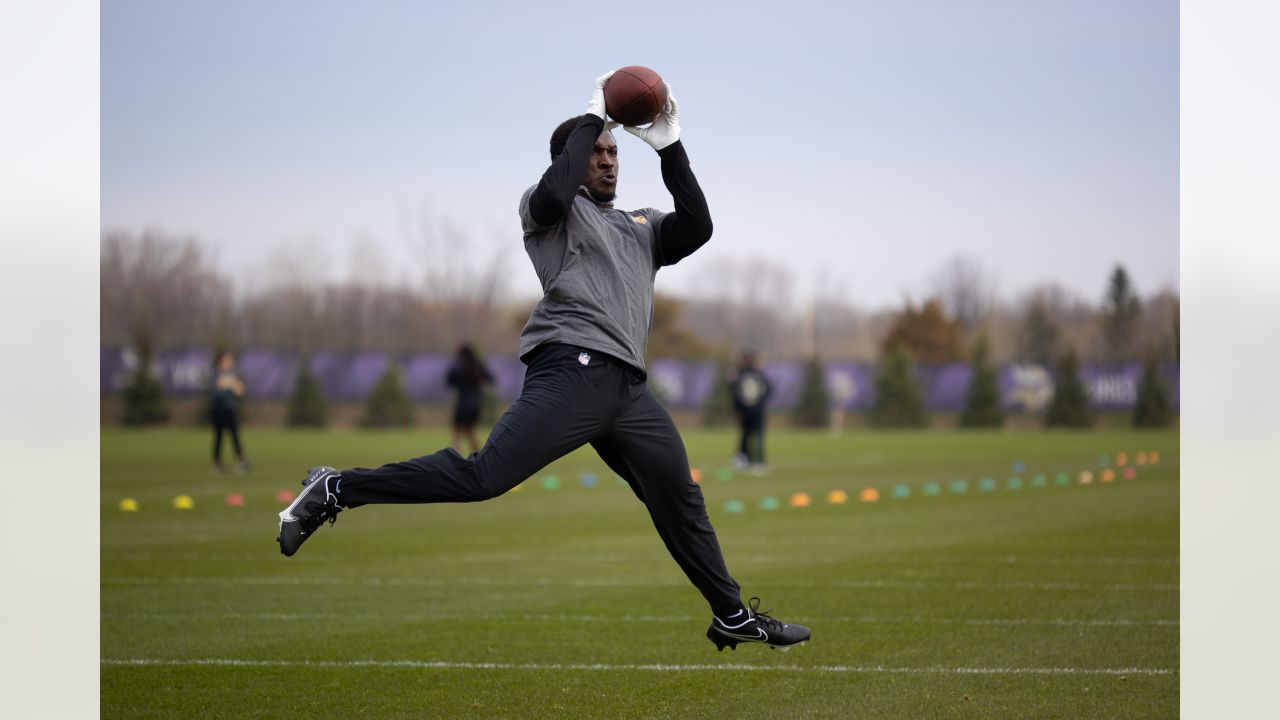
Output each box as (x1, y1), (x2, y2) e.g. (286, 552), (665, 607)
(684, 255), (798, 358)
(407, 206), (512, 352)
(1012, 283), (1098, 364)
(100, 230), (231, 349)
(931, 255), (998, 337)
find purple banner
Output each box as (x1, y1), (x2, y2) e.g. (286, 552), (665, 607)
(100, 347), (1179, 412)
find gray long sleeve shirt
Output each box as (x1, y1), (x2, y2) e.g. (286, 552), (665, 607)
(515, 115), (714, 374)
(518, 185), (667, 371)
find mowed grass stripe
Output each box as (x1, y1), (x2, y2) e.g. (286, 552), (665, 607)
(101, 658), (1177, 675)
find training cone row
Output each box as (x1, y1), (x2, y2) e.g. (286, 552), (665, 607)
(115, 489), (303, 512)
(712, 449), (1160, 516)
(116, 450), (1161, 512)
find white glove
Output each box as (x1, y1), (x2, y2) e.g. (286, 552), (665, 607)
(624, 86), (680, 150)
(586, 70), (616, 121)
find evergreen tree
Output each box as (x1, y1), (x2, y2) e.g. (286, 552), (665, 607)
(361, 361), (414, 428)
(869, 344), (928, 428)
(792, 356), (830, 428)
(701, 357), (736, 428)
(286, 353), (328, 428)
(122, 334), (169, 426)
(1045, 346), (1093, 428)
(960, 334), (1005, 428)
(1132, 350), (1173, 428)
(1101, 265), (1142, 362)
(1016, 296), (1060, 367)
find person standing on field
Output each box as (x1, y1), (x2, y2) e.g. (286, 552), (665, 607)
(446, 344), (493, 455)
(210, 351), (249, 474)
(731, 351), (772, 475)
(276, 70), (811, 652)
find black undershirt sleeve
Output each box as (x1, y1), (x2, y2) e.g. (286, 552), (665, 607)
(527, 115), (605, 227)
(653, 140), (714, 267)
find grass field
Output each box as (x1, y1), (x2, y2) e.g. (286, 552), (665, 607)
(101, 426), (1179, 719)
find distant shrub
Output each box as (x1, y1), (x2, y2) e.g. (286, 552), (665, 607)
(361, 361), (414, 428)
(960, 335), (1004, 428)
(286, 355), (328, 428)
(1045, 346), (1093, 428)
(792, 356), (830, 428)
(869, 344), (927, 428)
(1132, 352), (1173, 428)
(122, 339), (169, 426)
(702, 357), (736, 428)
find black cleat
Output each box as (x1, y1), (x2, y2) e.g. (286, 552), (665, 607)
(707, 597), (811, 652)
(277, 466), (342, 557)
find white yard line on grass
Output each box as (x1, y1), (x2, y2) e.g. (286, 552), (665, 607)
(99, 658), (1176, 675)
(100, 576), (1179, 591)
(104, 551), (1180, 566)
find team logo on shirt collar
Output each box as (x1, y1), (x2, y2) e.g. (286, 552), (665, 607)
(630, 214), (647, 224)
(578, 352), (591, 365)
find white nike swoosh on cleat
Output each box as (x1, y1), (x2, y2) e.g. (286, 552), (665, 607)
(714, 615), (754, 630)
(716, 627), (768, 641)
(280, 471), (337, 523)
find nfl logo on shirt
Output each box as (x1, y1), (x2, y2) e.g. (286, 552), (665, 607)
(578, 352), (591, 365)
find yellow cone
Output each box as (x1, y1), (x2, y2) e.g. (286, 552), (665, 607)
(118, 498), (139, 512)
(859, 487), (880, 503)
(173, 495), (195, 510)
(826, 489), (849, 505)
(1116, 452), (1128, 467)
(789, 492), (812, 508)
(690, 467), (703, 483)
(1101, 469), (1115, 483)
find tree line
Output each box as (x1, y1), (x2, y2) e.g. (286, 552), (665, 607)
(102, 233), (1177, 366)
(105, 231), (1176, 430)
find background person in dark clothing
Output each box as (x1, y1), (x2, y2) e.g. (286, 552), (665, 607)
(730, 351), (772, 475)
(277, 70), (810, 652)
(210, 351), (249, 473)
(446, 344), (493, 455)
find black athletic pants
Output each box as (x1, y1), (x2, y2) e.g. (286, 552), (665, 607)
(738, 412), (765, 464)
(339, 344), (744, 617)
(212, 408), (243, 462)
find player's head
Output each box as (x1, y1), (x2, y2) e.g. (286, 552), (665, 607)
(739, 351), (757, 370)
(550, 115), (618, 202)
(217, 351), (235, 371)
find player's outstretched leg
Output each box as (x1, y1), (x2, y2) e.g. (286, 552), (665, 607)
(274, 345), (613, 556)
(277, 466), (343, 556)
(597, 385), (812, 651)
(706, 597), (811, 652)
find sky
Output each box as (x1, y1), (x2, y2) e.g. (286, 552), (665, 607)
(101, 0), (1179, 308)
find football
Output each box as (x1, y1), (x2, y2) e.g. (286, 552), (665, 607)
(604, 66), (668, 127)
